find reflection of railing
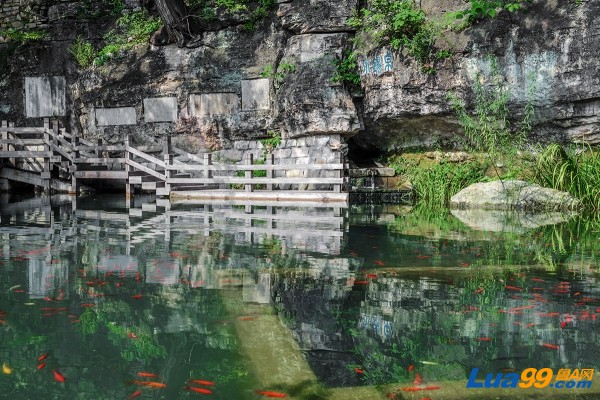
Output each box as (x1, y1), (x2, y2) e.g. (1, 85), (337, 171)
(1, 119), (349, 202)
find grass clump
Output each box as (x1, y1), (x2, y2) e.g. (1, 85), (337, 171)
(70, 36), (96, 68)
(534, 144), (600, 211)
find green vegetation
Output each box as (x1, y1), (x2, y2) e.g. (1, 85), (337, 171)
(259, 130), (281, 155)
(455, 0), (529, 22)
(534, 144), (600, 211)
(447, 56), (533, 156)
(69, 9), (161, 68)
(332, 50), (362, 95)
(186, 0), (276, 29)
(70, 36), (96, 68)
(261, 61), (296, 83)
(388, 155), (487, 209)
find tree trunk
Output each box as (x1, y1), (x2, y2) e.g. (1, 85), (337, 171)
(155, 0), (202, 47)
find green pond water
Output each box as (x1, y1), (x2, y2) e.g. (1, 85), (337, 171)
(0, 194), (599, 399)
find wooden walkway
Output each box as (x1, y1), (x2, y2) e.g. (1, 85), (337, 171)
(0, 119), (349, 203)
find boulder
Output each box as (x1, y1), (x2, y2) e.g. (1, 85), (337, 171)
(450, 209), (578, 233)
(449, 180), (581, 211)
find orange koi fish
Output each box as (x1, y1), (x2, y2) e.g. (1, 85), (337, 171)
(128, 332), (138, 339)
(424, 386), (441, 390)
(542, 343), (559, 350)
(531, 278), (545, 282)
(477, 337), (492, 342)
(399, 387), (423, 392)
(505, 286), (522, 291)
(374, 260), (385, 266)
(407, 364), (414, 372)
(255, 390), (287, 398)
(354, 368), (364, 374)
(37, 363), (46, 370)
(53, 370), (66, 382)
(366, 274), (378, 279)
(185, 386), (213, 394)
(190, 380), (215, 386)
(413, 373), (423, 385)
(416, 255), (430, 259)
(137, 372), (159, 378)
(354, 280), (369, 285)
(81, 303), (95, 307)
(131, 295), (143, 299)
(132, 380), (166, 388)
(474, 288), (484, 294)
(128, 390), (142, 399)
(37, 353), (48, 361)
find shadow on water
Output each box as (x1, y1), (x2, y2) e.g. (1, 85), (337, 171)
(0, 194), (599, 399)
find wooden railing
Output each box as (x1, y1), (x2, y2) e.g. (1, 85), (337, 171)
(0, 119), (349, 198)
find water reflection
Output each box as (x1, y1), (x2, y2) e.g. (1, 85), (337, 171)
(0, 195), (599, 399)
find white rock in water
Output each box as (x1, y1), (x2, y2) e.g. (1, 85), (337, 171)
(450, 180), (581, 211)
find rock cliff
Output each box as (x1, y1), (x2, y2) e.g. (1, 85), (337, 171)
(0, 0), (598, 159)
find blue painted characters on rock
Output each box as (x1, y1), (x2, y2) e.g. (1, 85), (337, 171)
(360, 49), (394, 76)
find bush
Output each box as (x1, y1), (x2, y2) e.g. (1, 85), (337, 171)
(70, 36), (96, 68)
(534, 144), (600, 211)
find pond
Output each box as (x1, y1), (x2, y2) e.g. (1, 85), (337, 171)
(0, 194), (599, 399)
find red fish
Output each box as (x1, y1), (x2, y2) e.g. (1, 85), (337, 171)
(131, 295), (143, 299)
(81, 303), (95, 307)
(374, 260), (385, 266)
(53, 370), (66, 382)
(413, 373), (423, 385)
(354, 368), (364, 374)
(366, 274), (378, 279)
(128, 390), (142, 399)
(460, 262), (470, 267)
(355, 281), (369, 285)
(407, 364), (414, 372)
(37, 363), (46, 370)
(132, 380), (166, 388)
(128, 332), (138, 339)
(137, 372), (159, 378)
(505, 286), (522, 291)
(424, 386), (441, 390)
(560, 321), (567, 329)
(190, 380), (215, 386)
(37, 353), (48, 361)
(542, 343), (559, 350)
(531, 278), (545, 282)
(477, 337), (492, 341)
(185, 386), (212, 394)
(255, 390), (287, 398)
(400, 387), (423, 392)
(474, 288), (484, 294)
(416, 255), (430, 259)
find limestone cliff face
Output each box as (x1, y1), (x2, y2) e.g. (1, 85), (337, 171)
(0, 0), (598, 155)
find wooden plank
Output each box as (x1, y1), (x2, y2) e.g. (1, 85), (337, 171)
(167, 177), (344, 185)
(170, 190), (349, 203)
(125, 158), (166, 181)
(75, 145), (126, 151)
(126, 145), (167, 169)
(0, 151), (53, 158)
(74, 157), (126, 164)
(0, 127), (46, 134)
(0, 167), (44, 186)
(0, 139), (45, 145)
(73, 170), (128, 179)
(165, 163), (345, 171)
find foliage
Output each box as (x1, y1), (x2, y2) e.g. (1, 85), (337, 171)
(261, 61), (296, 82)
(534, 144), (600, 211)
(186, 0), (276, 29)
(455, 0), (529, 22)
(0, 29), (47, 42)
(90, 9), (161, 66)
(387, 155), (487, 209)
(69, 36), (96, 68)
(447, 56), (533, 156)
(332, 50), (363, 95)
(259, 131), (281, 155)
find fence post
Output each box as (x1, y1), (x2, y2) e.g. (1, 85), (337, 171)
(96, 138), (103, 160)
(70, 135), (80, 195)
(163, 133), (172, 196)
(42, 119), (51, 193)
(266, 153), (273, 191)
(124, 133), (133, 198)
(245, 153), (253, 192)
(334, 153), (342, 193)
(204, 153), (212, 180)
(1, 120), (7, 152)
